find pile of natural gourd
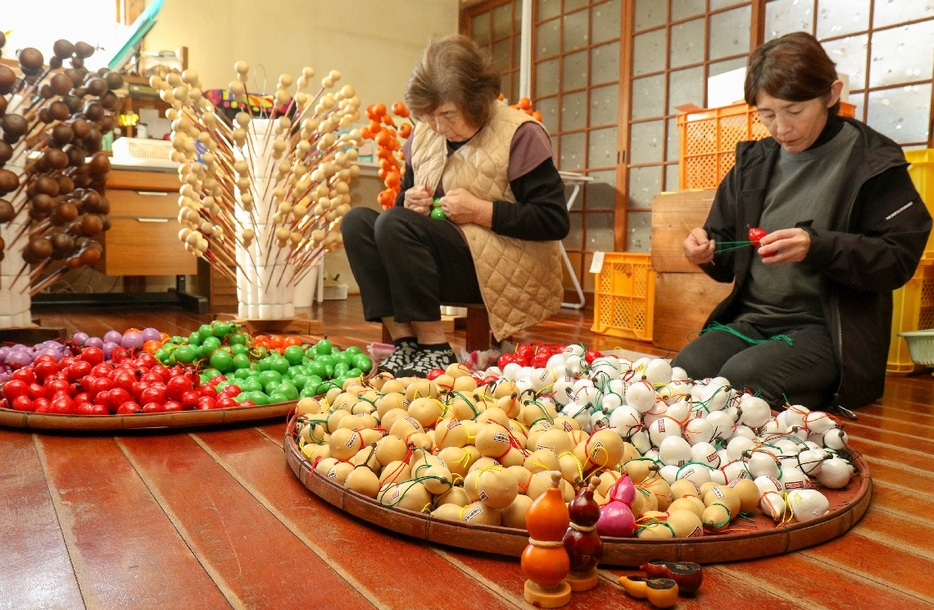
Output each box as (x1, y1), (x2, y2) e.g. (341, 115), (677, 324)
(291, 348), (855, 538)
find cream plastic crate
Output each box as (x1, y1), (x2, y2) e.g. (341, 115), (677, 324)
(111, 137), (177, 169)
(898, 330), (934, 367)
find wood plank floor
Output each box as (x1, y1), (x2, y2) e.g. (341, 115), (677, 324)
(2, 296), (933, 609)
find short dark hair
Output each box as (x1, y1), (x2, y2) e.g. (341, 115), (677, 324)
(744, 32), (840, 116)
(405, 35), (502, 129)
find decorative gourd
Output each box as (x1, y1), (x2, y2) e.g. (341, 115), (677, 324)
(563, 477), (603, 591)
(475, 466), (519, 510)
(501, 494), (533, 529)
(344, 465), (380, 498)
(596, 474), (636, 538)
(520, 472), (572, 608)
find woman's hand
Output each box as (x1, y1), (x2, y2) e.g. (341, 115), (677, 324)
(684, 228), (716, 266)
(404, 186), (433, 215)
(757, 227), (810, 263)
(440, 188), (493, 227)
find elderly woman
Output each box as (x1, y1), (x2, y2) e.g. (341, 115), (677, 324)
(341, 35), (568, 377)
(673, 32), (931, 413)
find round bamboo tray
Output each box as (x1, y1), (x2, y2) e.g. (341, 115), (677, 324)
(284, 434), (871, 567)
(0, 401), (296, 431)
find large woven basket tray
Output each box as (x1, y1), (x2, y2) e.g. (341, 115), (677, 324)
(0, 401), (296, 431)
(284, 433), (871, 567)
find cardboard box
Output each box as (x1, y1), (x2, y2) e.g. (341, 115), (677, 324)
(652, 272), (733, 352)
(651, 189), (717, 273)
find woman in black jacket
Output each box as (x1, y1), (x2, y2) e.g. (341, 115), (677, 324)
(673, 32), (932, 413)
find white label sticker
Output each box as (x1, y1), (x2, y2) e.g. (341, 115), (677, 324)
(590, 251), (606, 274)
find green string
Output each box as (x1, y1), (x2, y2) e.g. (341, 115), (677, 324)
(701, 321), (794, 346)
(716, 242), (755, 254)
(712, 240), (755, 255)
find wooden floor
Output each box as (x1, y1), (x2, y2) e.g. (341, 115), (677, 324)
(3, 296), (934, 610)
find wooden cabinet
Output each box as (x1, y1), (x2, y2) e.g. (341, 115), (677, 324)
(98, 169), (197, 277)
(197, 259), (238, 314)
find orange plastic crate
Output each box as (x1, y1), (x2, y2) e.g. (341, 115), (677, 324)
(888, 261), (934, 374)
(591, 253), (655, 341)
(678, 101), (856, 190)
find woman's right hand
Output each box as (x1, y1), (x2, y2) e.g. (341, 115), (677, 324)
(403, 186), (433, 215)
(684, 227), (716, 266)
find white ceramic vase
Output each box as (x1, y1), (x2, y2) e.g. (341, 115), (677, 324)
(234, 119), (295, 320)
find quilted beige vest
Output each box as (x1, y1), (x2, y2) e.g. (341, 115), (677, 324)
(410, 102), (564, 340)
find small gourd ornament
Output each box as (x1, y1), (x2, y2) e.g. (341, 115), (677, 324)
(520, 471), (572, 607)
(430, 197), (447, 219)
(563, 476), (603, 591)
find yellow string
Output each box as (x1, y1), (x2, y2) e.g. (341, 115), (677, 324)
(557, 450), (584, 482)
(587, 443), (609, 468)
(475, 464), (503, 496)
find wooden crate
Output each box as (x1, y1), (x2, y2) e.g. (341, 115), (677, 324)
(215, 312), (324, 335)
(196, 259), (238, 313)
(651, 189), (728, 351)
(0, 325), (66, 344)
(209, 267), (238, 314)
(651, 189), (717, 273)
(652, 272), (733, 352)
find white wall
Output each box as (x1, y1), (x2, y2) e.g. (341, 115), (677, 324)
(143, 0), (459, 108)
(140, 0), (459, 297)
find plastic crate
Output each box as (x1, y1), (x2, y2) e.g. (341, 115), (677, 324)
(898, 330), (934, 367)
(887, 261), (934, 374)
(322, 282), (348, 301)
(905, 148), (934, 260)
(591, 253), (655, 341)
(678, 101), (856, 190)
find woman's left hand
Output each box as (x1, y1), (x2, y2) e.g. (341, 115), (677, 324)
(758, 227), (811, 263)
(439, 188), (493, 227)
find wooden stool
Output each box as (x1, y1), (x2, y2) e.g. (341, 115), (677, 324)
(381, 303), (492, 353)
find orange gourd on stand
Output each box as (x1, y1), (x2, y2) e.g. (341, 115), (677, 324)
(520, 471), (572, 607)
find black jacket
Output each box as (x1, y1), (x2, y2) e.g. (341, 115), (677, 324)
(700, 117), (932, 409)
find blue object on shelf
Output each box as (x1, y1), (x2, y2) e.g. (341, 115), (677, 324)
(106, 0), (165, 72)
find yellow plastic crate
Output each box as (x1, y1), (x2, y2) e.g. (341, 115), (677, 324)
(887, 261), (934, 374)
(678, 101), (856, 190)
(905, 148), (934, 261)
(591, 253), (655, 341)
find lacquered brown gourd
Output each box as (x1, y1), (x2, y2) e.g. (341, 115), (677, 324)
(563, 476), (603, 591)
